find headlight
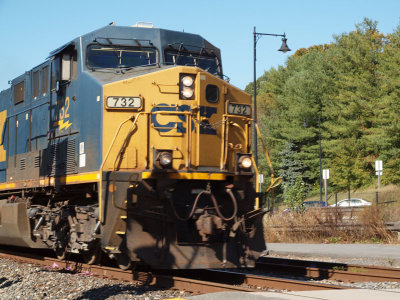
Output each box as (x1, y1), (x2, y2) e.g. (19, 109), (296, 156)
(238, 155), (252, 169)
(158, 152), (172, 167)
(180, 74), (195, 100)
(181, 87), (194, 99)
(154, 149), (173, 169)
(181, 76), (194, 87)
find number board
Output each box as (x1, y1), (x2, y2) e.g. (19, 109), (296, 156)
(106, 97), (142, 109)
(227, 102), (251, 116)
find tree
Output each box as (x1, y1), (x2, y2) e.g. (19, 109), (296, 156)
(283, 176), (306, 212)
(330, 138), (371, 193)
(251, 18), (400, 193)
(279, 141), (308, 190)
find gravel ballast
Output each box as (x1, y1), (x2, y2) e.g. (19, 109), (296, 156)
(0, 258), (190, 299)
(1, 252), (400, 299)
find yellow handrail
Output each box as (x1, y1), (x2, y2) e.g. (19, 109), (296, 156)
(111, 113), (143, 211)
(251, 156), (260, 209)
(99, 113), (142, 222)
(255, 123), (274, 173)
(254, 122), (282, 209)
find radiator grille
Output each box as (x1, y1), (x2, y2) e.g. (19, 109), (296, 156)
(19, 158), (26, 170)
(47, 139), (77, 176)
(65, 139), (76, 174)
(34, 155), (40, 168)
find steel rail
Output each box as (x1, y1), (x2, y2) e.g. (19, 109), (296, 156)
(193, 269), (348, 291)
(257, 257), (400, 283)
(0, 249), (254, 294)
(0, 249), (349, 294)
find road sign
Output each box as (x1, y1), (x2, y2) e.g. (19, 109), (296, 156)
(375, 160), (383, 171)
(375, 160), (383, 193)
(323, 169), (329, 180)
(322, 169), (329, 206)
(258, 174), (264, 183)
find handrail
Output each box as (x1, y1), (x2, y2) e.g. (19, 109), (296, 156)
(99, 113), (142, 222)
(220, 114), (252, 170)
(251, 156), (260, 209)
(255, 123), (274, 173)
(111, 113), (142, 211)
(254, 122), (282, 209)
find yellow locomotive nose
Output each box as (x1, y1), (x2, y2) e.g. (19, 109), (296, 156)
(102, 67), (252, 174)
(101, 66), (252, 175)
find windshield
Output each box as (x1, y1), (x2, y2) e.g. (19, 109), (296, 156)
(87, 45), (157, 69)
(164, 49), (220, 76)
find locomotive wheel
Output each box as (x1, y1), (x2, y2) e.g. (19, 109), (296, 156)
(82, 243), (102, 265)
(115, 253), (131, 270)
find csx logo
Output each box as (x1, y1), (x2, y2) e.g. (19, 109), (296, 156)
(151, 104), (217, 135)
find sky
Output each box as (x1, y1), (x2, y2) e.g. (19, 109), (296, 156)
(1, 0), (400, 92)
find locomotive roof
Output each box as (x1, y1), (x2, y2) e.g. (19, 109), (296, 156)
(3, 25), (223, 91)
(49, 25), (221, 60)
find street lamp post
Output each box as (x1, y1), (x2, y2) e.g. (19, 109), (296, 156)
(253, 27), (290, 167)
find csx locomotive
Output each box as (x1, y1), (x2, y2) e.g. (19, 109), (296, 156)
(0, 23), (266, 269)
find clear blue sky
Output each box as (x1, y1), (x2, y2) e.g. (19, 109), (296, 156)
(1, 0), (399, 92)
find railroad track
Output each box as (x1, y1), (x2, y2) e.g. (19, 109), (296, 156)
(0, 248), (348, 295)
(0, 249), (254, 294)
(257, 256), (400, 283)
(171, 269), (348, 292)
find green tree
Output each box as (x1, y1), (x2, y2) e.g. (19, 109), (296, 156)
(279, 141), (308, 191)
(284, 176), (306, 212)
(250, 18), (400, 194)
(330, 138), (370, 193)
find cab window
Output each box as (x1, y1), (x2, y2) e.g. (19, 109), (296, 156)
(41, 66), (49, 95)
(32, 71), (40, 99)
(87, 45), (157, 69)
(14, 81), (25, 104)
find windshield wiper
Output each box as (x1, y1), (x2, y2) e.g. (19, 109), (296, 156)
(117, 64), (133, 74)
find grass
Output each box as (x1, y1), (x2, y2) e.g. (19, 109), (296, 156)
(265, 184), (400, 243)
(263, 204), (400, 244)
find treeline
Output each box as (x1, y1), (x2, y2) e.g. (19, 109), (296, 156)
(245, 19), (400, 198)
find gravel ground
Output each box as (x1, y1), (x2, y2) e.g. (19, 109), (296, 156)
(0, 258), (191, 300)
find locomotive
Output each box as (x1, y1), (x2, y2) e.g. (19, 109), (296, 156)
(0, 23), (266, 269)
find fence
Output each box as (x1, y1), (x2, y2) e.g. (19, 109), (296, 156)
(327, 190), (398, 206)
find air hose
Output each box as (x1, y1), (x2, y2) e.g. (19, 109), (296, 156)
(169, 188), (238, 222)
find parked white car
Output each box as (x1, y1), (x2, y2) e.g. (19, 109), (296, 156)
(330, 198), (371, 207)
